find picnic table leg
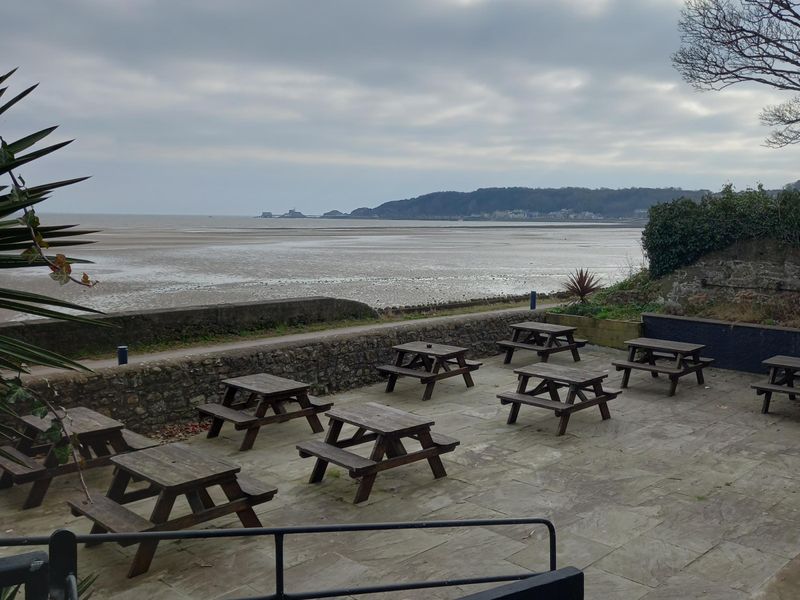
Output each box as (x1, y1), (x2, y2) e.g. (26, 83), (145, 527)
(761, 391), (773, 414)
(128, 491), (176, 578)
(556, 386), (577, 436)
(22, 448), (59, 509)
(220, 480), (262, 528)
(668, 376), (679, 397)
(354, 436), (387, 503)
(787, 371), (796, 400)
(239, 394), (273, 451)
(417, 430), (447, 479)
(456, 355), (475, 388)
(309, 420), (343, 483)
(207, 387), (237, 438)
(692, 353), (705, 384)
(421, 360), (441, 401)
(593, 383), (612, 421)
(647, 350), (659, 378)
(567, 333), (581, 362)
(296, 392), (325, 433)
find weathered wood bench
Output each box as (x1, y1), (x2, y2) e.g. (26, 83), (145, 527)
(298, 402), (460, 503)
(613, 338), (713, 396)
(199, 373), (332, 451)
(0, 411), (158, 509)
(497, 363), (620, 435)
(752, 355), (800, 413)
(752, 383), (798, 413)
(69, 443), (277, 577)
(378, 341), (479, 401)
(497, 338), (587, 363)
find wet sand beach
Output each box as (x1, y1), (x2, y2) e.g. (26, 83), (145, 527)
(0, 215), (643, 321)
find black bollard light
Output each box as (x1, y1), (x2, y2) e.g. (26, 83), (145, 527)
(530, 291), (537, 310)
(117, 345), (128, 365)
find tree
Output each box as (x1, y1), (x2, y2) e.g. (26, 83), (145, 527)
(0, 67), (105, 478)
(673, 0), (800, 147)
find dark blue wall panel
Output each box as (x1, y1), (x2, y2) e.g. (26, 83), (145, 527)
(642, 313), (800, 374)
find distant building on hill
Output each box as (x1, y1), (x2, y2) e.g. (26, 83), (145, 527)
(259, 211), (273, 218)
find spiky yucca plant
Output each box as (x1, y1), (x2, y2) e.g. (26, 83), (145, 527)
(564, 268), (602, 303)
(0, 68), (107, 463)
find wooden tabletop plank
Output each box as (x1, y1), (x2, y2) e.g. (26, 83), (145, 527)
(763, 355), (800, 370)
(515, 363), (608, 385)
(392, 341), (468, 358)
(112, 443), (240, 491)
(20, 406), (124, 437)
(510, 322), (577, 334)
(326, 402), (434, 435)
(624, 337), (706, 354)
(222, 373), (309, 397)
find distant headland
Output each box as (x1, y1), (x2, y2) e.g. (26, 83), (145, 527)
(258, 184), (796, 221)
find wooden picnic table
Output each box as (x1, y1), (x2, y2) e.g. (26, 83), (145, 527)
(296, 402), (459, 503)
(752, 355), (800, 414)
(198, 373), (332, 451)
(68, 442), (277, 577)
(0, 406), (155, 509)
(497, 363), (620, 435)
(612, 337), (714, 396)
(376, 341), (481, 401)
(497, 322), (586, 364)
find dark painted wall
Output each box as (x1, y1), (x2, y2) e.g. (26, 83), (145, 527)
(642, 313), (800, 374)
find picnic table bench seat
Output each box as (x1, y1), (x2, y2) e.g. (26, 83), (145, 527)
(444, 358), (482, 370)
(499, 387), (621, 414)
(69, 494), (153, 540)
(614, 338), (713, 396)
(297, 440), (378, 476)
(0, 447), (45, 483)
(752, 382), (797, 396)
(121, 429), (159, 451)
(376, 364), (437, 382)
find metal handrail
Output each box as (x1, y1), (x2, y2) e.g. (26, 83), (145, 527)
(0, 517), (556, 600)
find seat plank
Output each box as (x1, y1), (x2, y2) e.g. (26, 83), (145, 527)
(376, 364), (436, 382)
(235, 475), (278, 502)
(197, 404), (258, 426)
(121, 429), (158, 451)
(68, 494), (153, 534)
(296, 440), (377, 475)
(497, 391), (567, 412)
(612, 360), (683, 375)
(0, 447), (44, 482)
(752, 382), (798, 395)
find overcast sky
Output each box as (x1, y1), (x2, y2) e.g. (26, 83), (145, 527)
(3, 0), (799, 216)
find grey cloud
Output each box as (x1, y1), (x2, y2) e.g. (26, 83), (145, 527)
(1, 0), (797, 215)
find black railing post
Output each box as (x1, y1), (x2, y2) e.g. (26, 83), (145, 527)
(48, 529), (78, 600)
(274, 533), (285, 600)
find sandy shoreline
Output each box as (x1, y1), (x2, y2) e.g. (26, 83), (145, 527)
(0, 216), (643, 321)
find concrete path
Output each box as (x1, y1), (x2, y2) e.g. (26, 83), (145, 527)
(4, 345), (800, 599)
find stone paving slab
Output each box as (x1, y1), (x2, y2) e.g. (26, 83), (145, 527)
(2, 345), (800, 598)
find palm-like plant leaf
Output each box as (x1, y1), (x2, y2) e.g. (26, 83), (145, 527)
(0, 83), (37, 117)
(564, 268), (602, 303)
(0, 335), (91, 372)
(5, 126), (58, 155)
(0, 139), (74, 177)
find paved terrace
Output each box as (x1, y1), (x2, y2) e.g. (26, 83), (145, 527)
(3, 345), (800, 599)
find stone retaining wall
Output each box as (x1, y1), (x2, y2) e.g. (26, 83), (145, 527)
(1, 297), (378, 358)
(666, 238), (800, 306)
(25, 308), (543, 433)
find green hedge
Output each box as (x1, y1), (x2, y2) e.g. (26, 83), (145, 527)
(642, 185), (800, 278)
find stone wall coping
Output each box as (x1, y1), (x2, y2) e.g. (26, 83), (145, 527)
(24, 307), (540, 384)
